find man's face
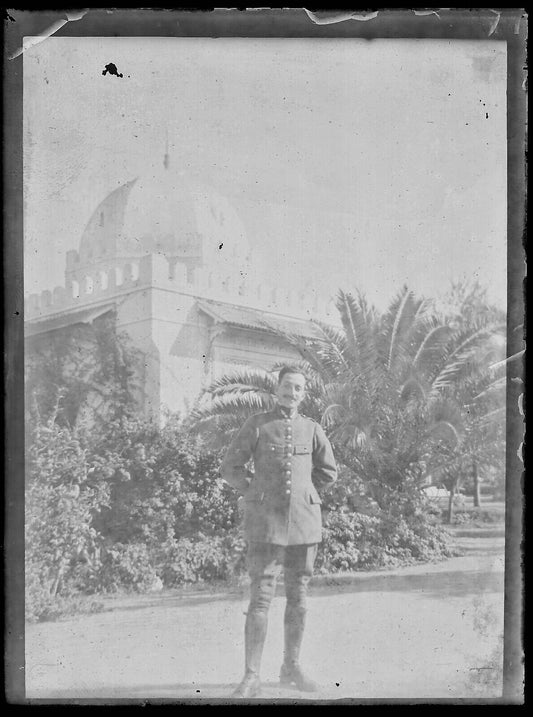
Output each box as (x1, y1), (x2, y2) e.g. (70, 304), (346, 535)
(276, 372), (306, 410)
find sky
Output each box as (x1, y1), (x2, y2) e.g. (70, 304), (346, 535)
(23, 37), (507, 311)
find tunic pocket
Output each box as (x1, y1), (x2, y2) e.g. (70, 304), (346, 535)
(294, 444), (311, 455)
(308, 492), (322, 505)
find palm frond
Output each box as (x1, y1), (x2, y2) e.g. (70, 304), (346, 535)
(190, 391), (275, 424)
(472, 375), (506, 402)
(311, 321), (352, 378)
(203, 367), (277, 396)
(431, 322), (506, 394)
(335, 289), (380, 391)
(412, 324), (453, 372)
(400, 376), (427, 401)
(385, 288), (424, 372)
(428, 420), (462, 448)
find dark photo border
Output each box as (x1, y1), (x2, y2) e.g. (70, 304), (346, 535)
(3, 7), (526, 705)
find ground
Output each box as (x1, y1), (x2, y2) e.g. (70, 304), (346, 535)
(25, 511), (506, 703)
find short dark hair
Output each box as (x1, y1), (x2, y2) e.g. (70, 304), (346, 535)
(278, 365), (307, 384)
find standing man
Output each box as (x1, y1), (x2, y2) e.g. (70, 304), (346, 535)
(221, 365), (337, 699)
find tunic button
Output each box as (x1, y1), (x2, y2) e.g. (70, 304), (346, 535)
(286, 481), (291, 486)
(285, 490), (291, 495)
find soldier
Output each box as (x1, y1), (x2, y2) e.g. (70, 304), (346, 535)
(221, 365), (337, 699)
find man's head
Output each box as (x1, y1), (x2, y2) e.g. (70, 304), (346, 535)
(275, 366), (307, 410)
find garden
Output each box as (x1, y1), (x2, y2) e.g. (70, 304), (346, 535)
(25, 282), (507, 622)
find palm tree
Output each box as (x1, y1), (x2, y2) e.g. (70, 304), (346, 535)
(189, 286), (504, 513)
(429, 281), (507, 520)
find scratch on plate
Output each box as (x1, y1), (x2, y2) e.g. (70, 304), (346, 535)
(487, 9), (501, 37)
(8, 10), (88, 60)
(304, 9), (379, 25)
(413, 10), (441, 18)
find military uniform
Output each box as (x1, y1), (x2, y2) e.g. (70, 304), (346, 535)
(221, 404), (337, 697)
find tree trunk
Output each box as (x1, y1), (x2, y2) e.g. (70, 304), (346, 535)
(446, 484), (456, 524)
(473, 460), (481, 508)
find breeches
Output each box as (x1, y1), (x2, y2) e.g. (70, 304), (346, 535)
(246, 542), (318, 614)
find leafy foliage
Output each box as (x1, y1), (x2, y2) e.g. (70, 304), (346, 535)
(192, 286), (504, 511)
(25, 313), (140, 428)
(25, 410), (245, 620)
(25, 282), (506, 621)
(316, 509), (456, 573)
(25, 414), (110, 618)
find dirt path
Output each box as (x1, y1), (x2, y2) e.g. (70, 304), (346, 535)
(25, 527), (505, 702)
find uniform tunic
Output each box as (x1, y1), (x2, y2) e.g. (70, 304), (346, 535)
(221, 405), (337, 545)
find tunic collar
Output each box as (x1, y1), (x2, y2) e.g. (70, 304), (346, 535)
(275, 404), (299, 420)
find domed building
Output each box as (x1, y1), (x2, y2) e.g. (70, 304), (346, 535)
(77, 167), (255, 284)
(25, 161), (332, 421)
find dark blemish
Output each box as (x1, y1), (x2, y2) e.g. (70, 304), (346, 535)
(336, 683), (340, 687)
(218, 243), (223, 249)
(102, 63), (123, 78)
(196, 690), (200, 693)
(486, 113), (489, 119)
(14, 311), (20, 316)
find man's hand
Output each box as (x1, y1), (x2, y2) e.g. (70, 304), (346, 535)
(237, 495), (245, 516)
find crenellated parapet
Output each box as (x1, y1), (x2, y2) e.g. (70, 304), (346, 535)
(25, 253), (337, 324)
(25, 256), (145, 320)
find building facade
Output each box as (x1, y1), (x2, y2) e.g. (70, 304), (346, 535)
(25, 166), (335, 420)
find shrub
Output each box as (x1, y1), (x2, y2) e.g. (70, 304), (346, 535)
(156, 532), (247, 586)
(316, 508), (456, 573)
(94, 543), (159, 593)
(447, 508), (505, 525)
(89, 417), (240, 549)
(25, 417), (110, 620)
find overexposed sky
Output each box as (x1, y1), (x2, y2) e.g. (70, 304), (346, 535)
(24, 37), (507, 310)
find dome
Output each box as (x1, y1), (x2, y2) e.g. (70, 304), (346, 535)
(78, 166), (251, 276)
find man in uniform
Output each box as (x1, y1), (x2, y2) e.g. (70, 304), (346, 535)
(221, 365), (337, 699)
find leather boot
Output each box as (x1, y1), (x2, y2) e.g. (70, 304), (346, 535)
(279, 605), (319, 692)
(232, 611), (267, 699)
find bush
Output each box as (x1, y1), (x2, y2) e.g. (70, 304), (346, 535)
(156, 532), (247, 586)
(26, 564), (104, 623)
(89, 417), (240, 548)
(25, 417), (110, 621)
(316, 508), (456, 573)
(446, 508), (505, 525)
(93, 543), (159, 593)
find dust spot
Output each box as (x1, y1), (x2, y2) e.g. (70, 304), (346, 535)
(102, 63), (123, 78)
(218, 243), (224, 250)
